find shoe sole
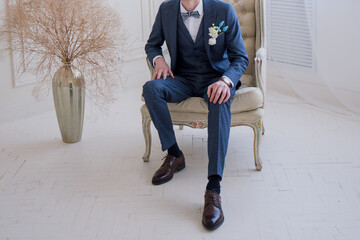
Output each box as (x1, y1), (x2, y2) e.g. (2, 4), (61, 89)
(152, 163), (186, 185)
(202, 217), (225, 230)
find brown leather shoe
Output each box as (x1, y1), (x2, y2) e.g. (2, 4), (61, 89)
(152, 152), (185, 185)
(202, 190), (224, 230)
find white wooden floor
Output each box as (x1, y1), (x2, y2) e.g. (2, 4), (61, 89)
(0, 86), (360, 240)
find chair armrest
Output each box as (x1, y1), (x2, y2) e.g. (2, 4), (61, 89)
(254, 47), (267, 107)
(146, 58), (155, 78)
(255, 48), (266, 61)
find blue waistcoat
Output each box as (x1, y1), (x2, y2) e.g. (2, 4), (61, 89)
(174, 14), (221, 82)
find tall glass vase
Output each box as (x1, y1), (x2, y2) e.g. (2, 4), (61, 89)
(52, 63), (85, 143)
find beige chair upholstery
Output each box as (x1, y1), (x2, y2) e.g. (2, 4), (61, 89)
(141, 0), (266, 170)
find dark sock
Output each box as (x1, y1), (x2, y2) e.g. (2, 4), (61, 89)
(168, 142), (181, 158)
(206, 175), (221, 194)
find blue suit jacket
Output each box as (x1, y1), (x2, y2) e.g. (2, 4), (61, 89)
(145, 0), (249, 89)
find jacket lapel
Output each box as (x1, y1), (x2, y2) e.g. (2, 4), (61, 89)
(194, 18), (204, 44)
(203, 0), (216, 59)
(177, 14), (195, 43)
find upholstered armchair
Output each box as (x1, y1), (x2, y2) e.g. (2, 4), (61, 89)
(141, 0), (266, 170)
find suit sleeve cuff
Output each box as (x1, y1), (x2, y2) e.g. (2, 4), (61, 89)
(222, 76), (234, 89)
(153, 55), (164, 67)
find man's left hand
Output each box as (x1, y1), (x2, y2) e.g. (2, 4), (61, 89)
(207, 80), (231, 104)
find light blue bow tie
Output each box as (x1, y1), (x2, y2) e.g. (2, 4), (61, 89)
(181, 11), (200, 20)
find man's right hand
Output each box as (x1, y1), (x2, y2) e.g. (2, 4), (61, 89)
(152, 57), (175, 80)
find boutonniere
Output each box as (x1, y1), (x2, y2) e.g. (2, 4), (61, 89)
(208, 21), (228, 46)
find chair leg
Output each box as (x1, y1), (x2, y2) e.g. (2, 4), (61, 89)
(179, 125), (184, 130)
(252, 120), (263, 171)
(142, 115), (152, 162)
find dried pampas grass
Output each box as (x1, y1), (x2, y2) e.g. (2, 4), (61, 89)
(0, 0), (126, 107)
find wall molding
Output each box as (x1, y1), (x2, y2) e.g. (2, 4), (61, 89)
(141, 0), (163, 44)
(119, 0), (163, 63)
(11, 52), (38, 88)
(11, 0), (161, 86)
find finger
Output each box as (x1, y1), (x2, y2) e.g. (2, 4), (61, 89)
(218, 89), (227, 104)
(156, 69), (163, 79)
(163, 70), (168, 80)
(209, 86), (215, 102)
(152, 70), (157, 80)
(210, 85), (219, 103)
(224, 90), (231, 103)
(213, 87), (223, 104)
(169, 69), (175, 79)
(207, 85), (213, 98)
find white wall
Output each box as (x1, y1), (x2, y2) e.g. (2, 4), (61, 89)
(0, 0), (155, 122)
(268, 0), (360, 115)
(0, 0), (52, 122)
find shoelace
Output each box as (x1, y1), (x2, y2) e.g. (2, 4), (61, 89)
(161, 154), (172, 167)
(205, 191), (221, 208)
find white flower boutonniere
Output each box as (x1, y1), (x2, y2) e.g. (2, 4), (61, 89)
(208, 21), (228, 46)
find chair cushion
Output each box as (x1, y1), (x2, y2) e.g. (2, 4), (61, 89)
(141, 86), (263, 114)
(230, 87), (263, 113)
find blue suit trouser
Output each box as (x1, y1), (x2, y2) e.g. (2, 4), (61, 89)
(142, 75), (236, 179)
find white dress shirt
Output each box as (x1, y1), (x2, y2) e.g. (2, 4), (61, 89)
(180, 0), (203, 42)
(153, 0), (234, 89)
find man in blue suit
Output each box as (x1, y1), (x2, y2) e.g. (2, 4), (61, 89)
(143, 0), (248, 229)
